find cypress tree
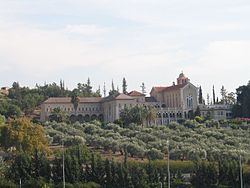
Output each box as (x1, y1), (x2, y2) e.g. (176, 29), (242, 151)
(104, 159), (112, 187)
(213, 85), (216, 104)
(110, 159), (117, 187)
(86, 78), (92, 95)
(198, 86), (203, 104)
(122, 78), (128, 94)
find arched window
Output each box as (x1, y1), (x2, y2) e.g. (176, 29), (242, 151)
(186, 95), (193, 108)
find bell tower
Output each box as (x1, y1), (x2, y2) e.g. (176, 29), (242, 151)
(177, 71), (190, 85)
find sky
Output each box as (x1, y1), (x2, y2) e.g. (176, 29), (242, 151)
(0, 0), (250, 99)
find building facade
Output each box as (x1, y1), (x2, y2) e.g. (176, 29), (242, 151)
(40, 73), (201, 123)
(199, 104), (233, 120)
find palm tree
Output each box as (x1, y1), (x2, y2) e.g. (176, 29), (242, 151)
(145, 106), (157, 126)
(51, 107), (68, 122)
(71, 94), (80, 115)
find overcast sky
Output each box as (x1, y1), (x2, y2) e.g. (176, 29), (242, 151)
(0, 0), (249, 98)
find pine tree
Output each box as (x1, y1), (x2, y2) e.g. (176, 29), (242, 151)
(199, 86), (203, 104)
(122, 78), (128, 94)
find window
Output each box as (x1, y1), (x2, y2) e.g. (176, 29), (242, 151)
(186, 95), (193, 108)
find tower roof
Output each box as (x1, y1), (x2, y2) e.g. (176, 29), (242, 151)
(179, 71), (186, 78)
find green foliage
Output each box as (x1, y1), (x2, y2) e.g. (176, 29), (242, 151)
(0, 117), (50, 155)
(0, 99), (21, 118)
(146, 148), (164, 160)
(43, 120), (250, 161)
(194, 116), (204, 123)
(191, 160), (218, 187)
(0, 177), (16, 188)
(8, 152), (32, 183)
(120, 106), (156, 126)
(50, 107), (68, 122)
(191, 159), (242, 188)
(233, 81), (250, 118)
(0, 114), (5, 125)
(122, 77), (128, 94)
(1, 80), (101, 119)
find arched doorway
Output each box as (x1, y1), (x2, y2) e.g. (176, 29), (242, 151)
(69, 114), (77, 123)
(77, 114), (84, 123)
(84, 114), (90, 122)
(91, 114), (97, 121)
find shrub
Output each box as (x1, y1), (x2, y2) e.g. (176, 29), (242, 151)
(194, 116), (204, 123)
(0, 177), (16, 188)
(146, 148), (164, 160)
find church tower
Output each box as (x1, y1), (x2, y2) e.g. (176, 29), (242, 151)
(177, 72), (190, 85)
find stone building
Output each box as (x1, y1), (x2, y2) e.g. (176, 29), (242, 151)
(199, 104), (233, 120)
(150, 73), (198, 124)
(40, 73), (199, 123)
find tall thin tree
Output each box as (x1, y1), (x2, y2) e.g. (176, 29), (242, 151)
(140, 82), (146, 95)
(122, 78), (128, 94)
(198, 86), (203, 104)
(86, 78), (92, 95)
(213, 85), (216, 104)
(103, 82), (106, 97)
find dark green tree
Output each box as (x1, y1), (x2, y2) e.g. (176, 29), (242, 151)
(86, 77), (92, 95)
(194, 106), (201, 117)
(109, 80), (119, 96)
(122, 78), (128, 94)
(71, 92), (80, 114)
(32, 150), (51, 180)
(233, 81), (250, 118)
(213, 85), (216, 104)
(198, 86), (203, 104)
(191, 160), (218, 188)
(8, 152), (32, 184)
(104, 159), (112, 187)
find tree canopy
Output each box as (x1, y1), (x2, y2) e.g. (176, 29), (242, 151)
(0, 117), (50, 155)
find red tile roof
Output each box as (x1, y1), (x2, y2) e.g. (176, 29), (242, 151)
(151, 87), (166, 92)
(128, 90), (145, 97)
(44, 97), (102, 104)
(151, 83), (187, 93)
(162, 83), (187, 92)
